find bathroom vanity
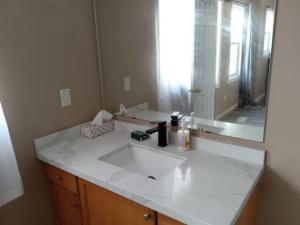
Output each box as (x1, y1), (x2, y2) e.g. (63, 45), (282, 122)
(35, 120), (265, 225)
(31, 0), (275, 223)
(44, 163), (260, 225)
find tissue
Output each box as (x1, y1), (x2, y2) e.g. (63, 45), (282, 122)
(81, 120), (114, 139)
(81, 110), (114, 139)
(91, 110), (113, 126)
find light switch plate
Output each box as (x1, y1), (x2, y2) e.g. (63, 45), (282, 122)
(60, 88), (72, 107)
(123, 77), (131, 92)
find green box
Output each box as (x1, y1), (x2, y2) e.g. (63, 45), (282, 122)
(131, 130), (149, 141)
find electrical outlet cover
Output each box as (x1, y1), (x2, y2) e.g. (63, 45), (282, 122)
(123, 77), (131, 92)
(60, 88), (72, 107)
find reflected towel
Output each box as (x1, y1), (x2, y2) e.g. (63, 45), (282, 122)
(0, 103), (23, 207)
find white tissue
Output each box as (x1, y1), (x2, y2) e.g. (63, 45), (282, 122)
(91, 110), (113, 126)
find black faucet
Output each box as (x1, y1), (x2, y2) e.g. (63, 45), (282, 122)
(146, 121), (168, 147)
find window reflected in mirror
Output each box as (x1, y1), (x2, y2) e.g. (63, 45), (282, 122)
(95, 0), (277, 142)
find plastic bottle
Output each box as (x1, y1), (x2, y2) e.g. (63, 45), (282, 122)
(177, 119), (191, 150)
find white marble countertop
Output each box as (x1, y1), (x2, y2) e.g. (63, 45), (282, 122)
(34, 120), (265, 225)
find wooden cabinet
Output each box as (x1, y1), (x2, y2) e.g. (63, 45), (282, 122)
(157, 213), (185, 225)
(78, 178), (156, 225)
(45, 164), (82, 225)
(44, 164), (260, 225)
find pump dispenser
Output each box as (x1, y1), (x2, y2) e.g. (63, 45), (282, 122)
(177, 118), (191, 150)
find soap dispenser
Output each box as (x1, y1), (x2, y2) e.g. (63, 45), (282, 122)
(177, 118), (191, 151)
(171, 111), (184, 127)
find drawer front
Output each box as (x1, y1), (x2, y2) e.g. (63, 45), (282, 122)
(46, 164), (78, 193)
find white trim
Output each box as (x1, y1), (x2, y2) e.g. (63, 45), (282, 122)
(216, 103), (239, 120)
(255, 93), (265, 103)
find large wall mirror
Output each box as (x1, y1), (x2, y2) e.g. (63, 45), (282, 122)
(95, 0), (276, 142)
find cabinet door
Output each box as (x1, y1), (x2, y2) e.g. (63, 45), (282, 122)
(50, 182), (82, 225)
(157, 213), (185, 225)
(79, 178), (156, 225)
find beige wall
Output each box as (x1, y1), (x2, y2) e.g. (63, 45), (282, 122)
(0, 1), (102, 225)
(95, 0), (158, 113)
(0, 1), (300, 225)
(257, 0), (300, 224)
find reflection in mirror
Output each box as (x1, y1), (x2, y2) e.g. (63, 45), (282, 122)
(95, 0), (276, 142)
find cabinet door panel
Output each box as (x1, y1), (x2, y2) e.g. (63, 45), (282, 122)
(50, 182), (82, 225)
(83, 183), (119, 225)
(79, 178), (155, 225)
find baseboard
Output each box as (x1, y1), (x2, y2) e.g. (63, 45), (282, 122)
(255, 93), (265, 104)
(216, 103), (239, 120)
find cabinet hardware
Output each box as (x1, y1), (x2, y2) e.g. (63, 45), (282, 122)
(56, 175), (63, 181)
(143, 212), (152, 221)
(71, 202), (79, 208)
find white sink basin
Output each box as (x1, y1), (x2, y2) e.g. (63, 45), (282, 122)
(99, 143), (185, 179)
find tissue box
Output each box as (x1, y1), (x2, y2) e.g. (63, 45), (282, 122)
(80, 120), (114, 139)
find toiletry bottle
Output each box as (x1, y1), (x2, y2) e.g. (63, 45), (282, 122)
(178, 119), (191, 150)
(177, 122), (184, 149)
(183, 119), (191, 150)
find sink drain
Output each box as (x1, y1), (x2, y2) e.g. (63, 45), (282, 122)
(147, 175), (156, 180)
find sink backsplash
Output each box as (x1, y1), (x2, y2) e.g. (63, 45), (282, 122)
(34, 119), (265, 165)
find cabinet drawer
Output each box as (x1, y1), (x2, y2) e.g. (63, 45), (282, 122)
(46, 164), (78, 193)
